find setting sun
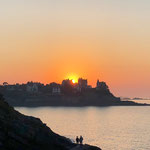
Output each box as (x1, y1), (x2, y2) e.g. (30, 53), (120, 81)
(72, 79), (75, 84)
(65, 74), (78, 83)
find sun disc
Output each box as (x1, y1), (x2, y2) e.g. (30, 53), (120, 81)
(66, 74), (78, 83)
(72, 79), (75, 83)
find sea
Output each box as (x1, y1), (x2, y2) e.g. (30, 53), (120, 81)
(15, 100), (150, 150)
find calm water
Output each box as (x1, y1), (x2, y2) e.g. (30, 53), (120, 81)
(16, 104), (150, 150)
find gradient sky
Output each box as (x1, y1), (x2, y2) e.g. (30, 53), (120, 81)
(0, 0), (150, 97)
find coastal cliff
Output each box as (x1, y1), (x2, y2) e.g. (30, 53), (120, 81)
(0, 94), (101, 150)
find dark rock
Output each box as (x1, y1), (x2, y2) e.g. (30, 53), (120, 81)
(71, 144), (101, 150)
(0, 95), (101, 150)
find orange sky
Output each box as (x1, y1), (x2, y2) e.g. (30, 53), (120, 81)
(0, 0), (150, 97)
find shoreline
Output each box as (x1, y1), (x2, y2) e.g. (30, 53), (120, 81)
(13, 102), (150, 108)
(3, 91), (150, 108)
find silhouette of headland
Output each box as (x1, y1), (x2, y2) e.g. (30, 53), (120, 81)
(0, 78), (148, 107)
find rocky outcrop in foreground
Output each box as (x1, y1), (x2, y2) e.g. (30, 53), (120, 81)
(0, 94), (101, 150)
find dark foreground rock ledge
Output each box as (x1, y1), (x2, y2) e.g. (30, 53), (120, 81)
(0, 94), (101, 150)
(71, 144), (101, 150)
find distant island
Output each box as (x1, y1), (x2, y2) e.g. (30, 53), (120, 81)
(121, 97), (150, 101)
(0, 78), (148, 107)
(132, 97), (150, 100)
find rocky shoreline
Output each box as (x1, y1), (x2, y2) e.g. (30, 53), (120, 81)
(0, 94), (101, 150)
(4, 93), (149, 107)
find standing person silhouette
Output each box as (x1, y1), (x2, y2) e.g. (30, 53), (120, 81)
(79, 135), (83, 145)
(76, 136), (79, 144)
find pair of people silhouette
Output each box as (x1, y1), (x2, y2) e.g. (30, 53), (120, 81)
(76, 136), (83, 145)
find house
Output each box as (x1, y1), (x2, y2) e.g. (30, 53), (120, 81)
(78, 78), (87, 88)
(26, 82), (38, 93)
(52, 87), (61, 95)
(96, 80), (109, 91)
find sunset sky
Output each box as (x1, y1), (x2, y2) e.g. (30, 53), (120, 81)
(0, 0), (150, 97)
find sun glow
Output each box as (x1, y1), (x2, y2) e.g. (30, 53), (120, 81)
(66, 74), (78, 83)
